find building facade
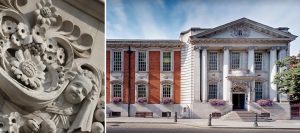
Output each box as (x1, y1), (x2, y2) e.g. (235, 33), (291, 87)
(106, 18), (297, 119)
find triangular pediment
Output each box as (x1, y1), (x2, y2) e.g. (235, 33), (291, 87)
(191, 18), (297, 40)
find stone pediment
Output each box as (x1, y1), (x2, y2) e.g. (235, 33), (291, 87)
(191, 18), (297, 41)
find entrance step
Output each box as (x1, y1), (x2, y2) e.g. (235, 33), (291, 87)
(220, 111), (273, 122)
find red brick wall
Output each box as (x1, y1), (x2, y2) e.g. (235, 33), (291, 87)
(149, 51), (161, 104)
(106, 51), (110, 103)
(123, 51), (136, 104)
(173, 51), (181, 104)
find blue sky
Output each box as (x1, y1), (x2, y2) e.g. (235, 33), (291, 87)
(107, 0), (300, 55)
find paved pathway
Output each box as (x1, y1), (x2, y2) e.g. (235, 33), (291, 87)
(107, 117), (300, 129)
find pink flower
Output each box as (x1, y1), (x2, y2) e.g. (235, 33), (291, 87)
(112, 97), (122, 104)
(209, 99), (226, 106)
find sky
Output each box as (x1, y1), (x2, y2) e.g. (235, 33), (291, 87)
(107, 0), (300, 55)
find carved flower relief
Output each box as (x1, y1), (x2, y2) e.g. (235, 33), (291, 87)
(10, 49), (46, 89)
(10, 23), (33, 46)
(43, 52), (57, 64)
(56, 48), (65, 65)
(41, 39), (65, 65)
(34, 0), (58, 25)
(32, 25), (46, 43)
(1, 20), (17, 35)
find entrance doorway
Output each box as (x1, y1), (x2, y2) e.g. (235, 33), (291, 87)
(232, 94), (245, 110)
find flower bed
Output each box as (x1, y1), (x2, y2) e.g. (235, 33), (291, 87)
(137, 97), (147, 104)
(162, 97), (172, 104)
(112, 97), (122, 104)
(256, 99), (273, 106)
(209, 99), (226, 106)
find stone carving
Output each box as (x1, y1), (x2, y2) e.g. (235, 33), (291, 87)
(230, 24), (250, 38)
(0, 0), (104, 132)
(231, 80), (249, 93)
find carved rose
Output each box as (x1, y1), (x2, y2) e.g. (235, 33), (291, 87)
(34, 0), (58, 25)
(10, 49), (46, 89)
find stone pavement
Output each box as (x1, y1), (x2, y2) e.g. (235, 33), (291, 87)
(107, 117), (300, 129)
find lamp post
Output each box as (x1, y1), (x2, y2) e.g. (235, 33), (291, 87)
(127, 46), (132, 117)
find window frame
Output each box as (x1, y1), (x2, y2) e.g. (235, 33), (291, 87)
(111, 84), (123, 102)
(160, 50), (174, 72)
(208, 52), (218, 71)
(136, 84), (148, 99)
(111, 49), (124, 72)
(230, 52), (240, 69)
(255, 81), (263, 101)
(208, 82), (218, 99)
(254, 52), (263, 71)
(136, 49), (148, 72)
(160, 83), (173, 102)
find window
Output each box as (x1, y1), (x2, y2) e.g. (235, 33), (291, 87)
(208, 83), (218, 99)
(112, 84), (122, 98)
(162, 52), (171, 71)
(231, 52), (240, 69)
(137, 84), (147, 98)
(138, 51), (147, 71)
(255, 82), (263, 101)
(209, 52), (218, 70)
(255, 53), (263, 70)
(162, 84), (171, 98)
(113, 51), (122, 71)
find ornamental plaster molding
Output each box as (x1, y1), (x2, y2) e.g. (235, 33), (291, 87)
(0, 0), (104, 132)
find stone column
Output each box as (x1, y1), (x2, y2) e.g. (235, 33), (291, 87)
(223, 47), (230, 101)
(248, 47), (255, 102)
(269, 47), (278, 101)
(202, 47), (208, 102)
(194, 46), (201, 102)
(278, 47), (288, 102)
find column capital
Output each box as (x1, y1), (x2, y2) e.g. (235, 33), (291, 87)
(248, 46), (257, 50)
(224, 46), (232, 50)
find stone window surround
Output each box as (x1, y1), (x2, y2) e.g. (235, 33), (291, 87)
(230, 52), (241, 69)
(135, 49), (149, 72)
(160, 82), (174, 103)
(255, 81), (263, 101)
(254, 52), (263, 71)
(135, 83), (148, 102)
(160, 49), (174, 72)
(110, 48), (124, 72)
(208, 82), (218, 99)
(110, 83), (123, 102)
(208, 51), (219, 71)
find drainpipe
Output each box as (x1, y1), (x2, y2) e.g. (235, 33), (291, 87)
(127, 46), (132, 117)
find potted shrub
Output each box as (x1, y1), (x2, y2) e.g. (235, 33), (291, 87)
(137, 97), (147, 104)
(256, 99), (273, 106)
(162, 97), (172, 104)
(112, 97), (122, 104)
(209, 99), (226, 106)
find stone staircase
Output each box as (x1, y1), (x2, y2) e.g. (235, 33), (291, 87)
(220, 111), (273, 122)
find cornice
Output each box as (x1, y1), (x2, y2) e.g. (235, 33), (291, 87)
(107, 39), (183, 48)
